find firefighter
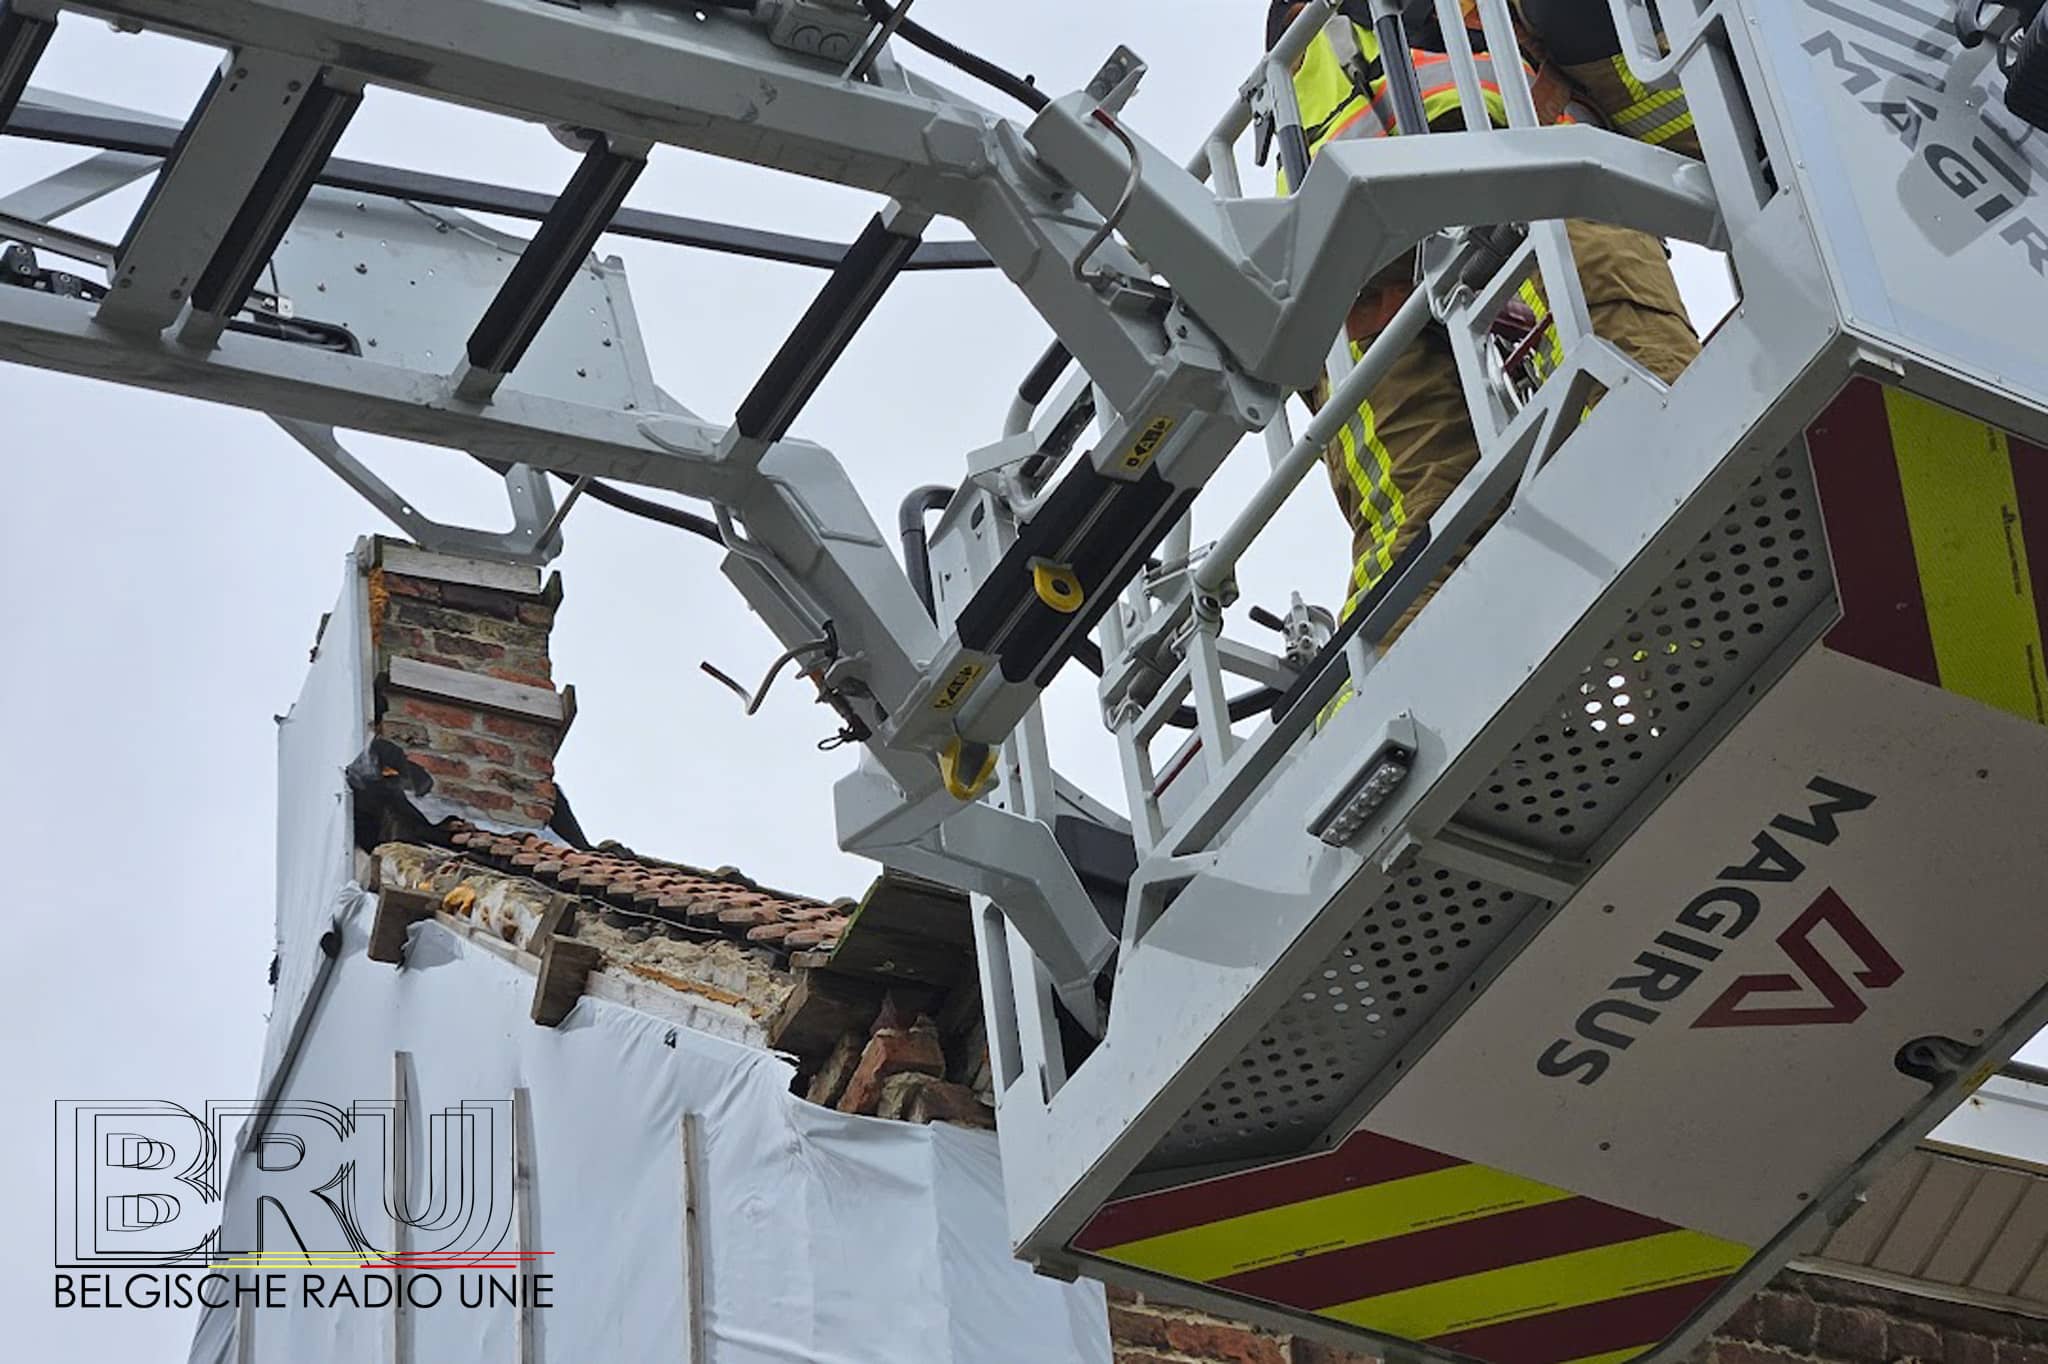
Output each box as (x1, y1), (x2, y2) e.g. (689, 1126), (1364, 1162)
(1264, 1), (1701, 644)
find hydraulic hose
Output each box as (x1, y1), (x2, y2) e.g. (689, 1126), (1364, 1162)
(899, 484), (956, 620)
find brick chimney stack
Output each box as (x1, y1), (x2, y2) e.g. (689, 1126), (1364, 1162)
(361, 537), (574, 829)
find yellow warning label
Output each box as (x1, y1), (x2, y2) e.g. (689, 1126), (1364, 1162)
(931, 661), (987, 713)
(1120, 416), (1177, 474)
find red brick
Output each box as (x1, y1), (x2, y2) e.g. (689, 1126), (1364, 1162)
(804, 1032), (864, 1108)
(431, 631), (507, 662)
(874, 1074), (994, 1128)
(408, 752), (473, 780)
(514, 799), (556, 825)
(838, 1020), (945, 1115)
(486, 666), (555, 689)
(380, 572), (442, 601)
(1893, 1320), (1943, 1362)
(1112, 1353), (1180, 1364)
(379, 624), (428, 651)
(442, 733), (518, 765)
(1108, 1306), (1170, 1351)
(520, 749), (557, 778)
(1160, 1318), (1289, 1364)
(1948, 1332), (2000, 1364)
(1290, 1340), (1379, 1364)
(1817, 1304), (1891, 1362)
(1104, 1284), (1141, 1306)
(443, 783), (515, 813)
(439, 580), (526, 620)
(1752, 1290), (1817, 1352)
(391, 696), (478, 731)
(480, 712), (561, 746)
(518, 602), (556, 626)
(380, 719), (431, 749)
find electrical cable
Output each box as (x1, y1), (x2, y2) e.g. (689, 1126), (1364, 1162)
(549, 471), (726, 545)
(1072, 108), (1143, 284)
(856, 0), (1050, 112)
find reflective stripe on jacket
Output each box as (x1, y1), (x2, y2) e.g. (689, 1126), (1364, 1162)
(1292, 17), (1515, 154)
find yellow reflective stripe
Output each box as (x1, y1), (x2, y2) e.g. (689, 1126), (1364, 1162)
(1638, 113), (1696, 146)
(1097, 1163), (1575, 1283)
(1322, 1231), (1748, 1340)
(1517, 278), (1564, 376)
(1614, 92), (1692, 139)
(1885, 389), (2048, 724)
(1612, 54), (1651, 104)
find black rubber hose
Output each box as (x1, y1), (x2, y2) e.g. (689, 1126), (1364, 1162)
(1018, 340), (1073, 409)
(898, 484), (956, 620)
(575, 476), (726, 545)
(856, 0), (1050, 113)
(469, 453), (726, 545)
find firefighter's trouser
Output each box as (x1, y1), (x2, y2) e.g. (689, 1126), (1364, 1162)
(1515, 0), (1702, 156)
(1321, 218), (1699, 643)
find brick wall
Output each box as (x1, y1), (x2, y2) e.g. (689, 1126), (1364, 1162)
(364, 538), (571, 828)
(1107, 1270), (2048, 1364)
(1702, 1270), (2048, 1364)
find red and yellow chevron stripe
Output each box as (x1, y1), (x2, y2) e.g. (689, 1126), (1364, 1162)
(1810, 380), (2048, 726)
(1072, 1131), (1748, 1364)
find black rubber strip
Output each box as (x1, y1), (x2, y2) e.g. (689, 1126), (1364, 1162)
(467, 139), (645, 375)
(734, 212), (920, 442)
(191, 77), (362, 318)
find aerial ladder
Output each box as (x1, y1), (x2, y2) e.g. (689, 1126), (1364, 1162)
(6, 0), (2048, 1359)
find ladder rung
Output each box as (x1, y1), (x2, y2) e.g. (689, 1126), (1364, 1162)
(99, 49), (322, 334)
(734, 211), (923, 444)
(186, 76), (360, 327)
(462, 137), (645, 393)
(0, 1), (56, 135)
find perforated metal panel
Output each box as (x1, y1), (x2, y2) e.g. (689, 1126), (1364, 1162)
(1457, 447), (1835, 858)
(1143, 864), (1536, 1170)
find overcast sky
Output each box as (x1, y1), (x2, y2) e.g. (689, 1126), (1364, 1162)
(5, 5), (2023, 1361)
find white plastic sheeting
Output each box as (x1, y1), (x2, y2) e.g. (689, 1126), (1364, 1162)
(192, 894), (1110, 1364)
(264, 546), (372, 1093)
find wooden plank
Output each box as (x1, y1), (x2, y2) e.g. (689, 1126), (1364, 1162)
(387, 656), (566, 723)
(380, 542), (545, 597)
(514, 1087), (539, 1364)
(389, 1051), (414, 1364)
(681, 1114), (707, 1364)
(530, 936), (603, 1027)
(765, 968), (889, 1059)
(823, 873), (975, 986)
(524, 896), (576, 955)
(369, 888), (439, 964)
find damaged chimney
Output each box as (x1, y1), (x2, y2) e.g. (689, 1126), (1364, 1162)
(361, 537), (574, 829)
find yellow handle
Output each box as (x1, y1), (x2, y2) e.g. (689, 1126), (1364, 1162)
(1031, 560), (1085, 615)
(939, 738), (998, 801)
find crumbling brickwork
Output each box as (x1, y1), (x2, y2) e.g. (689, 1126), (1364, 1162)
(365, 538), (570, 827)
(1106, 1270), (2048, 1364)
